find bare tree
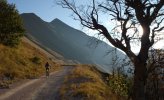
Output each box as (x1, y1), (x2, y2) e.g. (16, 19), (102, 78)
(57, 0), (164, 99)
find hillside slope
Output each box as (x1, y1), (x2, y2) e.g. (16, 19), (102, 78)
(21, 13), (129, 73)
(0, 38), (62, 88)
(59, 65), (125, 100)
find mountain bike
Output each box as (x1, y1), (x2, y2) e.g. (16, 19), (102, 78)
(46, 68), (49, 78)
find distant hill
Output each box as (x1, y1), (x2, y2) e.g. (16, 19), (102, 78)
(21, 13), (128, 73)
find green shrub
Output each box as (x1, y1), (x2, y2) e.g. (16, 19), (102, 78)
(0, 1), (24, 47)
(30, 56), (41, 64)
(108, 74), (133, 97)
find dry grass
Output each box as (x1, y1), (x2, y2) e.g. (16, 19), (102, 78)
(0, 40), (62, 88)
(60, 64), (121, 100)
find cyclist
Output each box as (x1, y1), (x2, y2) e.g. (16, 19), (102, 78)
(45, 62), (51, 77)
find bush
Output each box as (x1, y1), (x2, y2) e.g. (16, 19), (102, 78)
(108, 74), (133, 97)
(0, 1), (24, 47)
(2, 65), (20, 80)
(0, 80), (12, 88)
(30, 56), (41, 64)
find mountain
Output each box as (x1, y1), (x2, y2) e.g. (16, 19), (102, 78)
(21, 13), (129, 73)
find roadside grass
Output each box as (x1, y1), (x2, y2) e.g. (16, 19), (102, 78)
(0, 40), (62, 88)
(59, 64), (122, 100)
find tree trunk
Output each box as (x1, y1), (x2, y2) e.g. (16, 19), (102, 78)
(132, 61), (147, 100)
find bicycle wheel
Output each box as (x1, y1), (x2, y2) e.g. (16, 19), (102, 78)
(46, 69), (49, 77)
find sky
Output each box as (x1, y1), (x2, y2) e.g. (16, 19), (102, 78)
(8, 0), (81, 29)
(7, 0), (164, 52)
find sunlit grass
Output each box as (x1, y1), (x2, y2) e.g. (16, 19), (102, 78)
(0, 40), (62, 88)
(60, 64), (121, 100)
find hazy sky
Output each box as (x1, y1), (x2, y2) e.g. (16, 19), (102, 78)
(8, 0), (81, 29)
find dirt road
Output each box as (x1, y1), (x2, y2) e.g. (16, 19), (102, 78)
(0, 66), (73, 100)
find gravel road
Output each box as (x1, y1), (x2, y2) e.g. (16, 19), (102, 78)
(0, 66), (73, 100)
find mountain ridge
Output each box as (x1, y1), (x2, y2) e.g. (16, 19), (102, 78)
(21, 13), (128, 73)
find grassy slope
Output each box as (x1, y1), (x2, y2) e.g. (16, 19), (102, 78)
(59, 65), (123, 100)
(0, 39), (62, 88)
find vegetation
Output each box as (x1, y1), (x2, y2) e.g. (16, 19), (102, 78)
(0, 40), (61, 88)
(60, 65), (125, 100)
(0, 1), (24, 47)
(58, 0), (164, 99)
(108, 73), (133, 98)
(30, 56), (42, 65)
(146, 49), (164, 99)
